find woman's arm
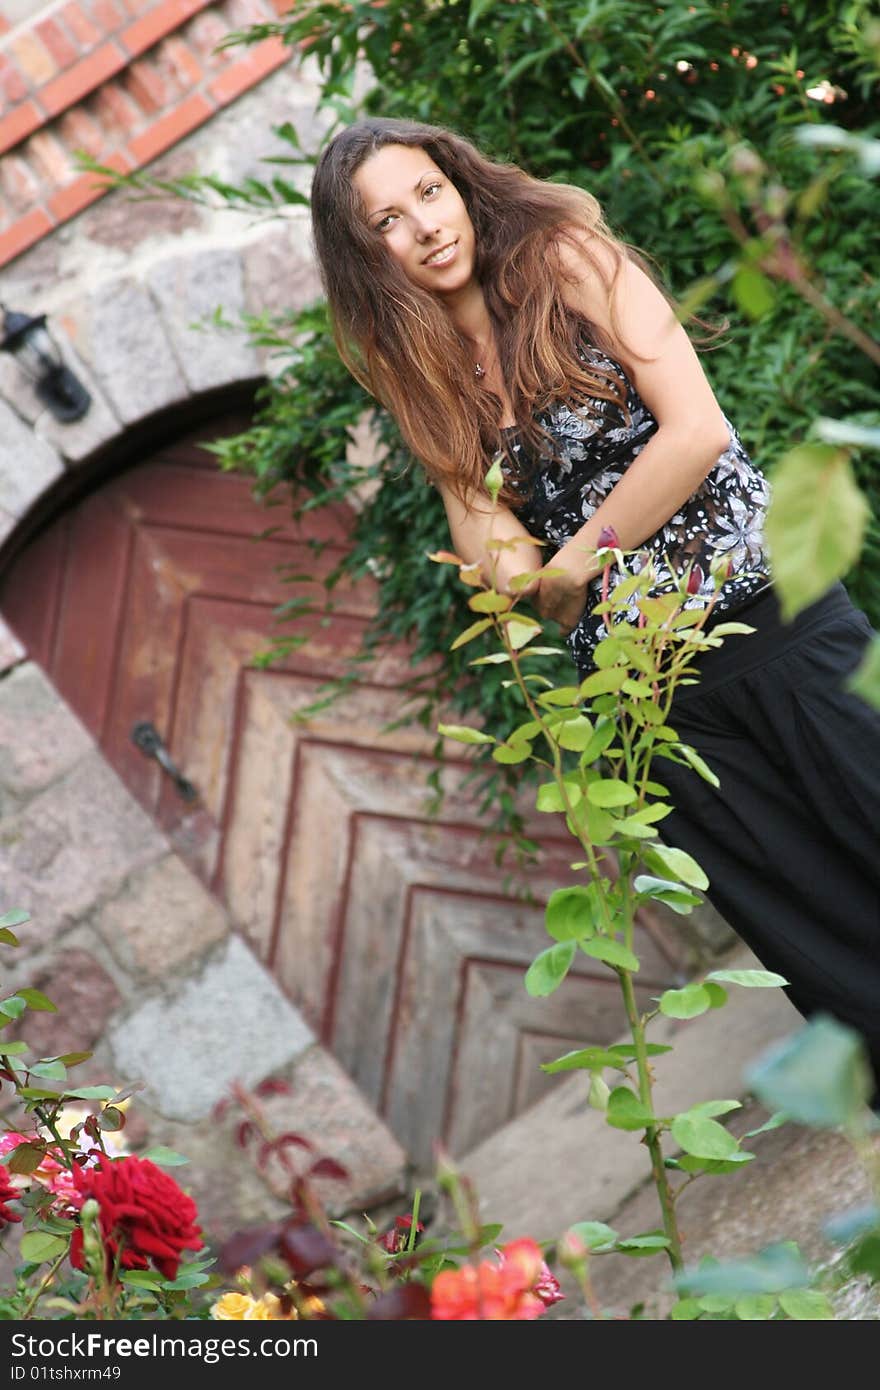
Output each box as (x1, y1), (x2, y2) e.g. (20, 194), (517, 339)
(437, 481), (544, 596)
(538, 235), (732, 632)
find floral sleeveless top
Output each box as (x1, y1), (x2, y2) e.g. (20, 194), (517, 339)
(505, 346), (772, 675)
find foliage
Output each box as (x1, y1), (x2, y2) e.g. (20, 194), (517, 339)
(172, 0), (879, 823)
(1, 528), (879, 1318)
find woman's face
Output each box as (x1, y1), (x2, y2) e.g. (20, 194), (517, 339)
(353, 144), (477, 298)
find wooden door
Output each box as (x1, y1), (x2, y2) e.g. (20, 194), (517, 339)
(0, 417), (688, 1164)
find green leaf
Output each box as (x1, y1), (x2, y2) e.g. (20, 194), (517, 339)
(139, 1146), (190, 1167)
(492, 741), (532, 764)
(764, 444), (869, 620)
(0, 910), (29, 929)
(536, 780), (580, 812)
(642, 844), (709, 890)
(20, 1231), (69, 1264)
(732, 265), (775, 319)
(674, 744), (720, 787)
(606, 1087), (656, 1131)
(28, 1060), (67, 1081)
(524, 941), (576, 997)
(484, 454), (504, 499)
(580, 938), (640, 972)
(777, 1289), (834, 1320)
(7, 1143), (48, 1175)
(734, 1294), (778, 1320)
(670, 1298), (703, 1320)
(706, 969), (788, 988)
(437, 723), (495, 745)
(538, 686), (582, 706)
(671, 1112), (740, 1160)
(556, 716), (596, 751)
(579, 667), (628, 697)
(743, 1111), (789, 1139)
(468, 590), (512, 614)
(0, 929), (20, 946)
(697, 1293), (735, 1314)
(579, 718), (618, 763)
(745, 1015), (873, 1128)
(586, 779), (637, 808)
(63, 1086), (118, 1101)
(566, 1221), (618, 1252)
(675, 1243), (810, 1296)
(16, 989), (57, 1013)
(659, 984), (712, 1019)
(508, 570), (544, 593)
(0, 1041), (29, 1056)
(545, 886), (599, 942)
(823, 1203), (880, 1245)
(0, 996), (25, 1019)
(848, 1233), (880, 1279)
(606, 1042), (673, 1061)
(506, 618), (541, 650)
(541, 1047), (625, 1074)
(450, 617), (493, 649)
(583, 800), (617, 844)
(848, 635), (880, 712)
(675, 1152), (755, 1174)
(120, 1270), (165, 1289)
(633, 876), (702, 913)
(688, 1099), (741, 1119)
(615, 1232), (671, 1256)
(165, 1267), (212, 1290)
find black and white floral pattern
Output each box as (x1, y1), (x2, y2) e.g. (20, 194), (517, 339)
(506, 346), (772, 675)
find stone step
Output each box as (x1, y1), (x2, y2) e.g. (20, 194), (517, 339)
(459, 944), (803, 1244)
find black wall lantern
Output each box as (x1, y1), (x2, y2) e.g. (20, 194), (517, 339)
(0, 303), (91, 423)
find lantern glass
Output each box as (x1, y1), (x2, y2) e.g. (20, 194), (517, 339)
(9, 321), (61, 383)
(1, 306), (91, 423)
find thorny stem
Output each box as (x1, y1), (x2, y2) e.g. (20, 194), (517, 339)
(493, 555), (689, 1269)
(22, 1249), (68, 1320)
(578, 1262), (607, 1321)
(619, 971), (683, 1271)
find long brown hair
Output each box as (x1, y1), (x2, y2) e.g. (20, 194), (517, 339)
(310, 117), (668, 501)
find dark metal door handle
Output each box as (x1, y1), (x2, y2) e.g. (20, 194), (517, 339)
(131, 721), (198, 802)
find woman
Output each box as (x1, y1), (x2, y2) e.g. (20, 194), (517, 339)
(310, 116), (880, 1094)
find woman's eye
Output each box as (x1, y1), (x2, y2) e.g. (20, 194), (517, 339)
(376, 214), (396, 232)
(423, 182), (441, 199)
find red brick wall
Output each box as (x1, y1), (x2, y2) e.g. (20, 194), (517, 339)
(0, 0), (296, 267)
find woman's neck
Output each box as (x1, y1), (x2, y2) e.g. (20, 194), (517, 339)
(446, 282), (494, 361)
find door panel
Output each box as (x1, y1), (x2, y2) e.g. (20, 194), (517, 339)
(0, 417), (688, 1165)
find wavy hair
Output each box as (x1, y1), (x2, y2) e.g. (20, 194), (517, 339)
(310, 117), (677, 502)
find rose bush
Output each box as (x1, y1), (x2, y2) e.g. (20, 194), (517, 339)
(67, 1154), (203, 1284)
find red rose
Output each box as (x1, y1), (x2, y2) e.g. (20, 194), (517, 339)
(69, 1154), (202, 1282)
(0, 1167), (22, 1226)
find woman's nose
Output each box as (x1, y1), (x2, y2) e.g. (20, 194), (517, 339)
(412, 213), (440, 241)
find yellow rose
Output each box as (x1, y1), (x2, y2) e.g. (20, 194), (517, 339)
(246, 1293), (297, 1320)
(211, 1292), (258, 1320)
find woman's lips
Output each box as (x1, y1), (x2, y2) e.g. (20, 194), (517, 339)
(422, 241), (458, 267)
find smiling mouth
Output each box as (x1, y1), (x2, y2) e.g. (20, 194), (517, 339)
(422, 241), (458, 267)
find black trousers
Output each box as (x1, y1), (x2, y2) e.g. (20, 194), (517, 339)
(647, 582), (880, 1094)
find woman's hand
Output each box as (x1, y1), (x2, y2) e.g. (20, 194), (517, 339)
(535, 550), (591, 636)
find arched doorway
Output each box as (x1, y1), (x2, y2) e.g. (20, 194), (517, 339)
(0, 405), (689, 1165)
